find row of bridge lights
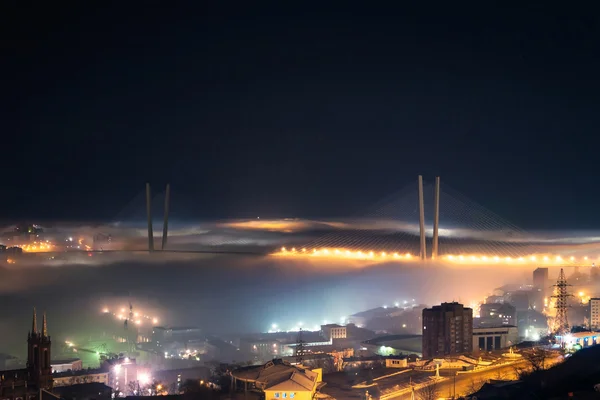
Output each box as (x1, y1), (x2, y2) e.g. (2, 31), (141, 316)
(277, 247), (595, 263)
(279, 247), (413, 258)
(446, 255), (589, 263)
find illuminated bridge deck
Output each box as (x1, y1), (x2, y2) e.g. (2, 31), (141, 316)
(273, 247), (598, 266)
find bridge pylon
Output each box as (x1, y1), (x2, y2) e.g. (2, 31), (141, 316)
(418, 175), (441, 261)
(146, 183), (154, 252)
(417, 175), (426, 260)
(161, 184), (170, 250)
(432, 176), (440, 260)
(146, 183), (171, 252)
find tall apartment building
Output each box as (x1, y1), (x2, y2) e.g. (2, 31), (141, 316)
(533, 268), (549, 294)
(590, 298), (600, 330)
(422, 302), (473, 359)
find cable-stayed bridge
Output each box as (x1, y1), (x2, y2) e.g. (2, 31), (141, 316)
(272, 176), (599, 267)
(13, 178), (600, 267)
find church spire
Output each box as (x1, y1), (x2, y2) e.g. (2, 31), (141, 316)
(42, 312), (48, 337)
(32, 307), (38, 335)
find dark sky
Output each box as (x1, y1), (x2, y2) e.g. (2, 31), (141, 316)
(2, 3), (600, 229)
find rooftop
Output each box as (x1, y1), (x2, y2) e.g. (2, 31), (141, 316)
(51, 358), (81, 365)
(232, 359), (321, 392)
(567, 331), (600, 339)
(153, 326), (199, 331)
(53, 367), (107, 378)
(53, 382), (111, 398)
(473, 325), (518, 330)
(425, 302), (472, 312)
(363, 334), (422, 344)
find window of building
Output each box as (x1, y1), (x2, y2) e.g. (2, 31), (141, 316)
(290, 393), (295, 398)
(274, 393), (280, 398)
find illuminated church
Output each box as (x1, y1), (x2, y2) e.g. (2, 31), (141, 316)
(0, 308), (58, 400)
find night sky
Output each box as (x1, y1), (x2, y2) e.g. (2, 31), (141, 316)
(3, 3), (600, 229)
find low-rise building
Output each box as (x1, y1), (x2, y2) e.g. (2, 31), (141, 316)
(478, 303), (516, 327)
(53, 369), (110, 387)
(563, 331), (600, 351)
(51, 358), (83, 373)
(385, 357), (408, 368)
(53, 383), (111, 400)
(153, 366), (210, 388)
(102, 357), (138, 394)
(320, 324), (347, 340)
(362, 334), (422, 357)
(231, 359), (325, 399)
(472, 326), (518, 351)
(152, 327), (201, 346)
(239, 338), (283, 362)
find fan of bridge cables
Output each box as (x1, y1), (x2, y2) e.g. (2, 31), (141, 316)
(437, 183), (544, 258)
(294, 178), (543, 259)
(112, 187), (263, 250)
(297, 181), (425, 256)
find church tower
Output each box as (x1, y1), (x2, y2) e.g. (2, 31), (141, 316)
(27, 308), (53, 390)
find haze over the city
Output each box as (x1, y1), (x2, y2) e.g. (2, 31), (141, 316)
(3, 2), (600, 399)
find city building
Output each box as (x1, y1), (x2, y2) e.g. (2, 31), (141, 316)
(516, 309), (548, 338)
(472, 326), (518, 351)
(590, 298), (600, 330)
(52, 369), (109, 388)
(50, 359), (82, 373)
(591, 266), (600, 282)
(361, 334), (422, 357)
(153, 366), (209, 389)
(562, 331), (600, 351)
(0, 354), (21, 371)
(507, 291), (531, 311)
(53, 383), (111, 400)
(0, 309), (57, 400)
(231, 359), (325, 399)
(102, 357), (139, 395)
(385, 357), (408, 368)
(477, 303), (516, 327)
(239, 338), (283, 362)
(533, 268), (549, 293)
(151, 327), (201, 346)
(320, 324), (347, 341)
(422, 302), (473, 359)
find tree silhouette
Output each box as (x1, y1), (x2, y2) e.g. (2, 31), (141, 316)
(523, 348), (552, 372)
(417, 381), (439, 400)
(178, 379), (220, 399)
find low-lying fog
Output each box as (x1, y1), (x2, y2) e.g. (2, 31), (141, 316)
(1, 218), (599, 357)
(0, 253), (539, 357)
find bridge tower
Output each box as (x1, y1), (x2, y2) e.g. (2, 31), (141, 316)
(146, 183), (171, 252)
(418, 175), (426, 260)
(161, 183), (170, 250)
(432, 176), (441, 260)
(146, 183), (154, 252)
